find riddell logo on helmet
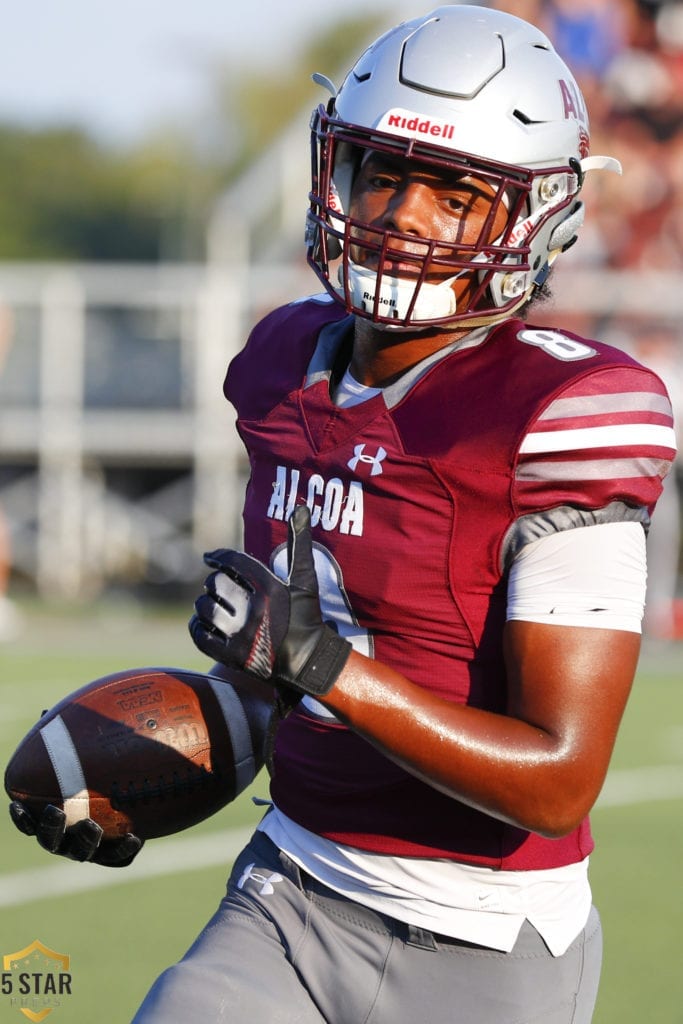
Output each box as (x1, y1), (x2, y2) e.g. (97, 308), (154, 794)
(380, 109), (455, 141)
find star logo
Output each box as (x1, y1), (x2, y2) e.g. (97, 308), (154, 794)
(2, 940), (72, 1022)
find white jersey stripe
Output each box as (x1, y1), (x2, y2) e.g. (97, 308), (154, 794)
(40, 716), (90, 826)
(539, 391), (673, 420)
(516, 456), (672, 482)
(208, 678), (256, 795)
(520, 423), (677, 455)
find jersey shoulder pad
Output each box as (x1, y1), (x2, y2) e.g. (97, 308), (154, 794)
(225, 298), (349, 419)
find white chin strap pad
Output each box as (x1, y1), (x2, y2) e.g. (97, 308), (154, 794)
(340, 262), (458, 323)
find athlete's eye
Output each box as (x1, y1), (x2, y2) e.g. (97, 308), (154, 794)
(442, 186), (495, 216)
(441, 189), (479, 213)
(368, 172), (399, 190)
(443, 195), (470, 212)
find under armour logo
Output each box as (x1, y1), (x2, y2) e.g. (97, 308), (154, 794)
(347, 444), (387, 476)
(237, 862), (284, 896)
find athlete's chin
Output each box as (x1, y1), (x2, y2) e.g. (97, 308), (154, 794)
(356, 317), (460, 342)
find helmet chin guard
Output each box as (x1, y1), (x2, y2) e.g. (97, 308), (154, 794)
(341, 260), (460, 328)
(305, 5), (620, 331)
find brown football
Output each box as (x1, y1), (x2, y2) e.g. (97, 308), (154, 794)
(4, 667), (257, 840)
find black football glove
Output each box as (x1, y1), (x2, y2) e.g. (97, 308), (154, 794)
(189, 505), (351, 697)
(9, 801), (143, 868)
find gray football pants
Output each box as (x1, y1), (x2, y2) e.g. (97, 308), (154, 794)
(132, 830), (602, 1024)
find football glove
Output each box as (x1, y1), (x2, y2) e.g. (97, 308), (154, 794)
(189, 505), (351, 697)
(9, 801), (143, 868)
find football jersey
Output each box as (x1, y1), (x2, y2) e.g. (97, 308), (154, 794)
(224, 295), (676, 870)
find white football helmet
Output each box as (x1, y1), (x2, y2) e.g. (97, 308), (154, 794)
(306, 4), (620, 330)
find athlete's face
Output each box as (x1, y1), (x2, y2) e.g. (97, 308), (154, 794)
(348, 151), (510, 302)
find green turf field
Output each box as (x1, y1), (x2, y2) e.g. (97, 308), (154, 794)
(1, 600), (681, 1023)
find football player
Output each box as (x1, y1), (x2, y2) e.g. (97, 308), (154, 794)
(12, 7), (677, 1023)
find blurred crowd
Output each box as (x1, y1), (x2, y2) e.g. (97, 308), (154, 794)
(487, 0), (683, 273)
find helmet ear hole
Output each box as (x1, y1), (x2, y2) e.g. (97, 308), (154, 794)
(307, 223), (342, 264)
(327, 238), (343, 261)
(548, 201), (585, 254)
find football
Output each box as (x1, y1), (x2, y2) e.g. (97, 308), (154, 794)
(4, 666), (258, 841)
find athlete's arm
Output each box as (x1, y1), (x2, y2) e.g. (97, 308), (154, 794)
(323, 521), (647, 836)
(323, 621), (638, 838)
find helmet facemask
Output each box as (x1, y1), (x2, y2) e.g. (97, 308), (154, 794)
(306, 107), (583, 331)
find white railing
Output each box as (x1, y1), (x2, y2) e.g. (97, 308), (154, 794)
(0, 261), (311, 598)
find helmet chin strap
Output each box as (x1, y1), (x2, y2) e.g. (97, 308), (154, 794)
(339, 260), (463, 329)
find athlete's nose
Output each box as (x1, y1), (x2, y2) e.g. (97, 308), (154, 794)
(383, 183), (433, 236)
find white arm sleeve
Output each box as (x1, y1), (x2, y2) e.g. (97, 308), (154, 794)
(506, 521), (647, 633)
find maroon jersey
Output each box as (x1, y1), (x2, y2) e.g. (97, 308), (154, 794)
(225, 295), (676, 870)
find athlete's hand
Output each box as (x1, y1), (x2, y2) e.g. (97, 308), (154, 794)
(9, 801), (143, 867)
(189, 505), (351, 697)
